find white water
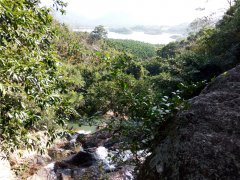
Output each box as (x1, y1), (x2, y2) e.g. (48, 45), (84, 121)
(95, 146), (109, 160)
(46, 162), (55, 169)
(73, 28), (180, 44)
(77, 130), (92, 134)
(95, 146), (116, 172)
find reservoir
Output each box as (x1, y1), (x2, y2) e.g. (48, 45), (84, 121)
(73, 28), (182, 44)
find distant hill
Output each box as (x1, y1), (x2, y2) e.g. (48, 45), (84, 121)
(108, 23), (188, 35)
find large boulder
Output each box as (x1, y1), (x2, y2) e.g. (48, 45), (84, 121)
(138, 65), (240, 179)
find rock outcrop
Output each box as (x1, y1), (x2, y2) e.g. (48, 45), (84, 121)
(138, 65), (240, 179)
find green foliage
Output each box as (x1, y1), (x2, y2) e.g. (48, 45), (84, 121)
(91, 54), (187, 157)
(0, 0), (65, 153)
(152, 0), (240, 95)
(143, 59), (162, 76)
(187, 0), (240, 74)
(157, 42), (179, 58)
(2, 0), (238, 170)
(62, 53), (186, 158)
(88, 25), (108, 44)
(106, 39), (157, 59)
(187, 15), (215, 35)
(46, 0), (240, 166)
(53, 22), (98, 64)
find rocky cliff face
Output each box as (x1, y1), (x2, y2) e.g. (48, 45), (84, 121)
(138, 65), (240, 179)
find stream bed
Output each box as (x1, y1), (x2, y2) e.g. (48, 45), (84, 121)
(28, 126), (139, 180)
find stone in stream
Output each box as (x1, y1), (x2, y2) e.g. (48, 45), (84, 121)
(55, 151), (97, 169)
(76, 129), (123, 150)
(76, 131), (108, 149)
(53, 151), (98, 179)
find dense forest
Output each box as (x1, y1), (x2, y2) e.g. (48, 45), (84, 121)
(0, 0), (240, 178)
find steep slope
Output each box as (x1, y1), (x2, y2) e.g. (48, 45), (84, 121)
(138, 65), (240, 179)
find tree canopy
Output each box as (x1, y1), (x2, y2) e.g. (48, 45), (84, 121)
(88, 25), (108, 44)
(0, 0), (65, 153)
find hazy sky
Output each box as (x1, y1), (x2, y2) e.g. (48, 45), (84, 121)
(42, 0), (230, 27)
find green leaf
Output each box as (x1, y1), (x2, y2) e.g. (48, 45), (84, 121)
(0, 83), (6, 96)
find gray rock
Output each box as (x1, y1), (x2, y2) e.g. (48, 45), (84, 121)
(0, 152), (14, 180)
(27, 163), (57, 180)
(76, 129), (117, 149)
(138, 65), (240, 179)
(54, 151), (97, 171)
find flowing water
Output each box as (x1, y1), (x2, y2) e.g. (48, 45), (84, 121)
(66, 121), (97, 133)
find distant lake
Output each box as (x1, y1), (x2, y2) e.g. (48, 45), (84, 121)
(73, 28), (181, 44)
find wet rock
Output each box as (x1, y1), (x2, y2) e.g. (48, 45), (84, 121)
(108, 165), (135, 180)
(77, 129), (115, 149)
(53, 151), (98, 179)
(55, 151), (97, 169)
(48, 147), (74, 161)
(138, 65), (240, 179)
(55, 165), (106, 180)
(103, 138), (121, 149)
(53, 146), (135, 179)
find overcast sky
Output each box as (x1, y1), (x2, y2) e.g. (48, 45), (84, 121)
(41, 0), (230, 27)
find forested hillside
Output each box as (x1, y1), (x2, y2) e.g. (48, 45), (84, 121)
(106, 39), (158, 59)
(52, 0), (240, 157)
(0, 0), (240, 179)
